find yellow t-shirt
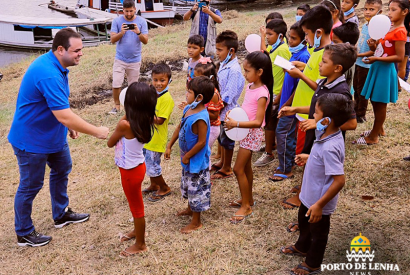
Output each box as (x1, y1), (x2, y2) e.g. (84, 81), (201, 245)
(267, 43), (291, 95)
(307, 43), (315, 55)
(144, 92), (175, 153)
(291, 48), (325, 119)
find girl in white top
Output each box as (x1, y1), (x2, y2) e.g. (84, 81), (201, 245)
(107, 82), (157, 258)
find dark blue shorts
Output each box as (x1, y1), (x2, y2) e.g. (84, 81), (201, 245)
(218, 123), (235, 150)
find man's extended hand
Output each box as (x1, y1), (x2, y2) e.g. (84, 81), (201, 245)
(68, 129), (79, 139)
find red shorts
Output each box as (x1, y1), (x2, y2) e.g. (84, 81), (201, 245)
(119, 163), (146, 218)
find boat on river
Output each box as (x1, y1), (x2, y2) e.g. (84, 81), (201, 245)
(0, 15), (112, 50)
(76, 0), (176, 26)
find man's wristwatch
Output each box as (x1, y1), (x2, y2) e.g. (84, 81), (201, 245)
(190, 8), (195, 12)
(136, 31), (141, 35)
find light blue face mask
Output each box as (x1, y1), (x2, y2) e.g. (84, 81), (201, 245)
(189, 95), (202, 110)
(289, 40), (305, 53)
(343, 5), (357, 16)
(157, 79), (172, 96)
(316, 117), (331, 131)
(295, 15), (302, 22)
(314, 30), (322, 48)
(270, 34), (283, 53)
(221, 49), (233, 66)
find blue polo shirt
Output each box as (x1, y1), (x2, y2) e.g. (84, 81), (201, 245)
(111, 15), (148, 63)
(8, 50), (70, 154)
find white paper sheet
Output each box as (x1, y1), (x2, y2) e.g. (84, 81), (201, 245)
(398, 77), (410, 92)
(296, 114), (306, 121)
(274, 55), (295, 71)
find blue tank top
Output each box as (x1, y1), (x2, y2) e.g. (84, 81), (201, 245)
(179, 107), (211, 173)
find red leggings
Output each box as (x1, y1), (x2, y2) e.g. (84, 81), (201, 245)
(296, 123), (306, 155)
(119, 163), (146, 218)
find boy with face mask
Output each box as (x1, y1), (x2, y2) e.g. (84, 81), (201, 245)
(353, 0), (382, 123)
(254, 19), (291, 167)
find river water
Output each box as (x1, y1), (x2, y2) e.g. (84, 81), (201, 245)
(0, 0), (78, 68)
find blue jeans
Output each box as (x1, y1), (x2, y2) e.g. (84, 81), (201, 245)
(12, 144), (72, 236)
(275, 116), (297, 174)
(405, 57), (410, 81)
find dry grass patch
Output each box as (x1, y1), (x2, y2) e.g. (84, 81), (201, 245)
(0, 2), (409, 274)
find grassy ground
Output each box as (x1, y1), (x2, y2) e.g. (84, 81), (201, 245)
(1, 2), (409, 274)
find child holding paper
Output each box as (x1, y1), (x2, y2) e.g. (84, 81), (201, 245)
(276, 6), (332, 210)
(270, 22), (310, 182)
(254, 19), (291, 167)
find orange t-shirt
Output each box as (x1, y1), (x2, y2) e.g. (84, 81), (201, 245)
(378, 26), (407, 57)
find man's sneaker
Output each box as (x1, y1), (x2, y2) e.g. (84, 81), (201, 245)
(54, 208), (90, 229)
(108, 107), (118, 115)
(254, 152), (275, 167)
(17, 230), (52, 247)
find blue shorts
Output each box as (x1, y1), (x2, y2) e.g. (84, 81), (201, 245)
(181, 169), (211, 212)
(217, 124), (235, 150)
(143, 149), (162, 177)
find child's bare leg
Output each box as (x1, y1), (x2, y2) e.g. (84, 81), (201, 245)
(144, 177), (159, 193)
(211, 143), (222, 159)
(365, 101), (387, 144)
(213, 145), (224, 168)
(232, 148), (253, 220)
(177, 202), (193, 216)
(229, 155), (254, 206)
(265, 129), (276, 154)
(150, 175), (170, 196)
(120, 217), (147, 256)
(220, 148), (233, 173)
(180, 211), (202, 233)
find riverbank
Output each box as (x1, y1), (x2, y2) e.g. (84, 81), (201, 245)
(1, 3), (410, 274)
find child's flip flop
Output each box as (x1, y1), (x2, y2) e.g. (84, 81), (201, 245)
(148, 191), (171, 202)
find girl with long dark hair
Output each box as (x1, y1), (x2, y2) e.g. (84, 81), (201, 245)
(107, 82), (157, 257)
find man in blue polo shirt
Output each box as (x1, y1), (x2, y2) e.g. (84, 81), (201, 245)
(183, 0), (223, 57)
(109, 0), (149, 114)
(8, 28), (109, 247)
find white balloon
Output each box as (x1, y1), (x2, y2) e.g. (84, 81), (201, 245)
(368, 15), (391, 40)
(225, 107), (250, 141)
(245, 34), (262, 53)
(119, 87), (127, 106)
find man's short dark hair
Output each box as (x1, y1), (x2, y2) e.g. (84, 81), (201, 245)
(216, 30), (239, 52)
(52, 28), (82, 52)
(333, 22), (360, 45)
(317, 93), (354, 127)
(324, 43), (357, 73)
(365, 0), (382, 5)
(265, 12), (283, 23)
(266, 19), (287, 37)
(300, 5), (333, 34)
(123, 0), (135, 8)
(290, 22), (305, 42)
(188, 35), (204, 48)
(353, 0), (360, 5)
(297, 4), (311, 12)
(152, 63), (172, 80)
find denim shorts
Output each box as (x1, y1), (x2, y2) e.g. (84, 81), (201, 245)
(217, 124), (235, 150)
(143, 149), (162, 177)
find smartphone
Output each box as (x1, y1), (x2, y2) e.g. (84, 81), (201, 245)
(126, 24), (135, 30)
(198, 1), (207, 8)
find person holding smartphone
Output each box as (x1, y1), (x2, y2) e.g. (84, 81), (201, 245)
(183, 0), (223, 57)
(109, 0), (149, 115)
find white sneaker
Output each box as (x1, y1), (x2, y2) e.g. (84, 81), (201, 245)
(254, 152), (275, 167)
